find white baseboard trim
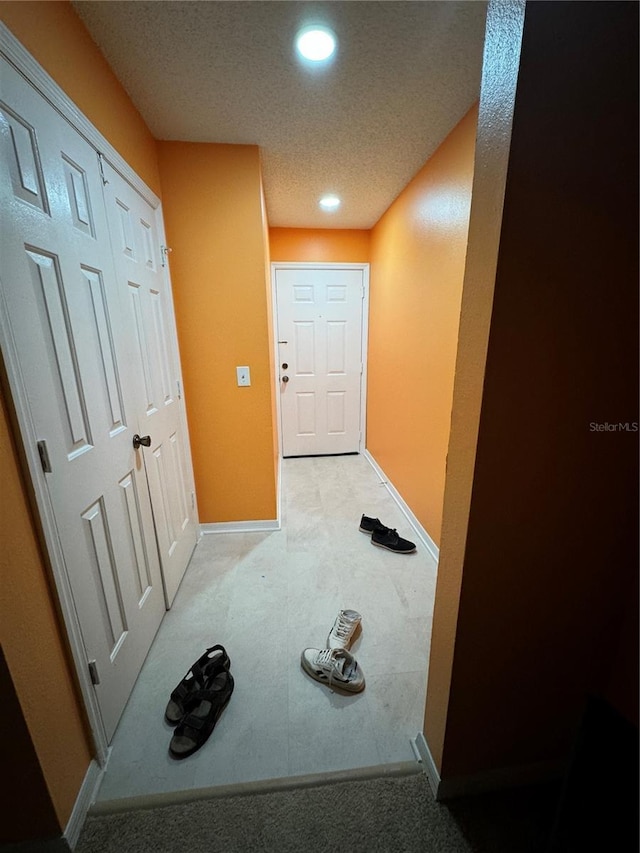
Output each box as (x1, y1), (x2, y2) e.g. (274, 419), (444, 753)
(276, 453), (282, 529)
(412, 732), (565, 801)
(413, 732), (442, 798)
(362, 450), (440, 563)
(200, 519), (280, 534)
(64, 759), (103, 849)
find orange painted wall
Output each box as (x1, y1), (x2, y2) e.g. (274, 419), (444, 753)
(269, 228), (370, 263)
(367, 106), (478, 547)
(0, 1), (161, 195)
(157, 142), (277, 522)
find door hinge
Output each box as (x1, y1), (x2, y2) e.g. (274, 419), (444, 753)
(88, 660), (100, 686)
(97, 152), (109, 186)
(37, 440), (52, 473)
(161, 245), (172, 267)
(176, 379), (182, 400)
(191, 491), (195, 510)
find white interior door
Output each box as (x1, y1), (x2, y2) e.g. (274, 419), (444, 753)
(0, 59), (165, 740)
(275, 266), (366, 456)
(102, 163), (198, 606)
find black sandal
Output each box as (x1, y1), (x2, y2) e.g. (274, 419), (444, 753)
(169, 670), (234, 759)
(164, 645), (230, 725)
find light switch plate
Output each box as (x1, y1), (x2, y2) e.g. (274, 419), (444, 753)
(236, 366), (251, 386)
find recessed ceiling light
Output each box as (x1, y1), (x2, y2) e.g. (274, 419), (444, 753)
(319, 195), (341, 211)
(296, 26), (337, 62)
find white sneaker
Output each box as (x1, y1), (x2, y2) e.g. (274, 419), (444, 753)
(327, 609), (362, 650)
(300, 647), (365, 693)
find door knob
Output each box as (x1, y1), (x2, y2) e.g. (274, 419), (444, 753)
(282, 375), (289, 383)
(133, 434), (151, 449)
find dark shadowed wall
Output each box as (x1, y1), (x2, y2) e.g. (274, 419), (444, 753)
(440, 0), (638, 779)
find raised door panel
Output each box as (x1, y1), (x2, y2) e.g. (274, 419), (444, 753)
(119, 470), (154, 604)
(81, 497), (128, 656)
(294, 321), (316, 376)
(80, 267), (126, 436)
(24, 248), (93, 458)
(295, 392), (317, 438)
(326, 321), (347, 375)
(0, 103), (49, 212)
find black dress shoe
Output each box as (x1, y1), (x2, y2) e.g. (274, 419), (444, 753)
(371, 526), (417, 553)
(359, 514), (386, 533)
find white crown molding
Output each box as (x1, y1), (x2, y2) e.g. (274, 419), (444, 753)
(0, 23), (159, 208)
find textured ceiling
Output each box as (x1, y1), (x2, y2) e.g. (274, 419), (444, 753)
(73, 1), (487, 229)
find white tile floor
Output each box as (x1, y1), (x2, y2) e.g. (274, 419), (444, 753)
(96, 454), (438, 802)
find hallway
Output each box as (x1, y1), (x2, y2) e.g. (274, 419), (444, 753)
(96, 454), (437, 803)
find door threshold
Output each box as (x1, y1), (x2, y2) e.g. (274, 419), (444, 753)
(90, 760), (422, 816)
(284, 452), (359, 459)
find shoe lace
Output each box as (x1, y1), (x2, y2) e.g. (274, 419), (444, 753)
(333, 612), (356, 642)
(316, 648), (348, 687)
(316, 649), (335, 667)
(380, 528), (399, 542)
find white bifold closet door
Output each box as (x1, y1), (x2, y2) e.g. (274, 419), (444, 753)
(0, 57), (196, 741)
(101, 161), (198, 606)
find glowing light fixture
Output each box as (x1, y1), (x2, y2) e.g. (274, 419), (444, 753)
(296, 26), (337, 62)
(319, 195), (341, 211)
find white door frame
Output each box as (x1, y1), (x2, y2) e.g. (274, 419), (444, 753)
(271, 262), (370, 459)
(0, 25), (197, 764)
